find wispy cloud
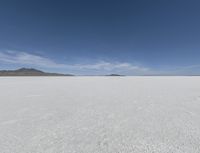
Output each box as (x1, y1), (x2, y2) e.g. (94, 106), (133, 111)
(70, 61), (149, 72)
(0, 51), (66, 68)
(0, 50), (150, 74)
(2, 50), (199, 75)
(4, 50), (200, 75)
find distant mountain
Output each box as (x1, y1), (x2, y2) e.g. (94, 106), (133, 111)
(0, 68), (73, 76)
(106, 74), (125, 76)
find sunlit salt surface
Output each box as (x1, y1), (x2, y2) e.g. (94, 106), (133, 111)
(1, 77), (200, 153)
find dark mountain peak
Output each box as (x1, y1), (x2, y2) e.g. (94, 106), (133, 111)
(106, 74), (125, 76)
(16, 68), (44, 73)
(0, 68), (73, 76)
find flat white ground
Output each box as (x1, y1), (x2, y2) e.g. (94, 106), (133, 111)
(0, 77), (200, 153)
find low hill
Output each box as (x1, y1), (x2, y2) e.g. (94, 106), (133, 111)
(0, 68), (73, 76)
(106, 74), (125, 76)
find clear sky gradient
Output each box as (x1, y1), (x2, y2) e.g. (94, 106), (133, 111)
(0, 0), (200, 75)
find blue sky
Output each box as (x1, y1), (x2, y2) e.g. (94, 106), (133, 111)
(0, 0), (200, 75)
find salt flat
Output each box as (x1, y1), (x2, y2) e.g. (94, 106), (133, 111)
(0, 77), (200, 153)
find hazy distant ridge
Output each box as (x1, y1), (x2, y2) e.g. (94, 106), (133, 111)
(0, 68), (73, 76)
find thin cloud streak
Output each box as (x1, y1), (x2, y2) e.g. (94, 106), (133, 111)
(0, 51), (66, 68)
(0, 51), (150, 74)
(1, 50), (200, 75)
(70, 61), (149, 71)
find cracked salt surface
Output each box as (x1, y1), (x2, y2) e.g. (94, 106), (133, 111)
(0, 77), (200, 152)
